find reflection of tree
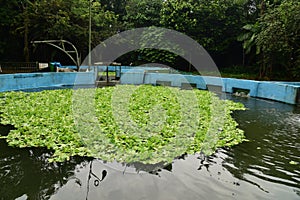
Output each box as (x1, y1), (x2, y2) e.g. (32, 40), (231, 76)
(221, 99), (300, 191)
(85, 160), (107, 200)
(0, 125), (85, 200)
(197, 153), (216, 172)
(0, 123), (171, 200)
(129, 161), (172, 174)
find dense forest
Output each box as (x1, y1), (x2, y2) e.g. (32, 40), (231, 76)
(0, 0), (299, 80)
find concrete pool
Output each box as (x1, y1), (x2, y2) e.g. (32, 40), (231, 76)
(1, 67), (299, 105)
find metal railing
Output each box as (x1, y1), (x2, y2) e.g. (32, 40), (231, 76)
(0, 62), (39, 74)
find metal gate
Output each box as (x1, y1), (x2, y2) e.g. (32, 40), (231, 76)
(0, 62), (39, 74)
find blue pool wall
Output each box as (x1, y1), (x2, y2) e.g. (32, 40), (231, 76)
(119, 69), (300, 105)
(0, 72), (95, 92)
(0, 66), (299, 105)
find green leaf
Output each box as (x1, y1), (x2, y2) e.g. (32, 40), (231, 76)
(289, 161), (298, 165)
(0, 85), (246, 165)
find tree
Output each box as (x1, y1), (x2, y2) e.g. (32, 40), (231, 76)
(0, 0), (30, 61)
(257, 0), (300, 79)
(101, 0), (127, 21)
(123, 0), (162, 29)
(0, 0), (121, 63)
(160, 0), (247, 67)
(115, 0), (165, 66)
(38, 0), (118, 51)
(239, 0), (300, 79)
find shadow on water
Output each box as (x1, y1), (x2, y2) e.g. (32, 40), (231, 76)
(0, 125), (90, 200)
(0, 93), (300, 200)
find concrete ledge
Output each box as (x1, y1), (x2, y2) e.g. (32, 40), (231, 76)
(202, 76), (225, 92)
(257, 82), (300, 105)
(119, 71), (300, 105)
(274, 82), (300, 86)
(225, 78), (259, 97)
(120, 72), (145, 85)
(0, 72), (95, 92)
(121, 72), (225, 91)
(145, 73), (183, 87)
(1, 70), (299, 105)
(184, 75), (207, 90)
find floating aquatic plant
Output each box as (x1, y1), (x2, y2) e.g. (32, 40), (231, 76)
(0, 85), (246, 165)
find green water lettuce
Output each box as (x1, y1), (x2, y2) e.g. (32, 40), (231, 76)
(0, 85), (246, 165)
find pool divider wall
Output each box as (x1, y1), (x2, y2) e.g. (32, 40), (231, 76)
(256, 82), (299, 105)
(0, 72), (95, 92)
(120, 71), (300, 105)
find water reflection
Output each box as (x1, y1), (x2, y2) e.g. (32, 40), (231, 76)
(0, 125), (86, 200)
(225, 96), (300, 195)
(85, 160), (107, 200)
(1, 96), (300, 200)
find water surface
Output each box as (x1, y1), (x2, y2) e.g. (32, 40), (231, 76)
(0, 95), (299, 200)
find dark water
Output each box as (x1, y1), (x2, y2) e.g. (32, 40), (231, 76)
(0, 95), (299, 200)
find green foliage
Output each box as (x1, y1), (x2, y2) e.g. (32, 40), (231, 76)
(160, 0), (246, 54)
(120, 0), (169, 66)
(256, 0), (300, 78)
(0, 90), (86, 161)
(238, 0), (300, 79)
(4, 0), (120, 61)
(237, 22), (260, 54)
(1, 0), (298, 79)
(0, 86), (246, 165)
(123, 0), (162, 28)
(136, 27), (181, 66)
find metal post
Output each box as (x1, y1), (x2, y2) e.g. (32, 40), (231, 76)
(88, 0), (92, 70)
(106, 66), (109, 83)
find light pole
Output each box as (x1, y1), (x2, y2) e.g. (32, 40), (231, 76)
(88, 0), (92, 69)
